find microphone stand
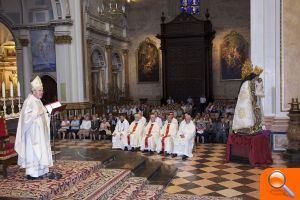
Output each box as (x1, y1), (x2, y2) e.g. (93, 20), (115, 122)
(48, 112), (62, 180)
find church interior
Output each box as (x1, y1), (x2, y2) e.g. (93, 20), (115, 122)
(0, 0), (299, 199)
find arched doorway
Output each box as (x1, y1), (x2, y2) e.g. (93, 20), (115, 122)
(91, 48), (106, 98)
(0, 21), (18, 97)
(41, 75), (57, 105)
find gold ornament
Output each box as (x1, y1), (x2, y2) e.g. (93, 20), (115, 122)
(241, 59), (253, 79)
(253, 66), (263, 75)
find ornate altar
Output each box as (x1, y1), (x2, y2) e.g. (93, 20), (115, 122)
(0, 41), (18, 97)
(157, 12), (215, 102)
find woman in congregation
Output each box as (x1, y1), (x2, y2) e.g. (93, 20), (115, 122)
(57, 116), (70, 140)
(77, 115), (92, 140)
(99, 118), (111, 140)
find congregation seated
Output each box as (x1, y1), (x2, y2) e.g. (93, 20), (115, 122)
(90, 115), (100, 140)
(68, 116), (81, 140)
(77, 115), (91, 140)
(57, 116), (70, 140)
(99, 118), (111, 140)
(140, 113), (160, 153)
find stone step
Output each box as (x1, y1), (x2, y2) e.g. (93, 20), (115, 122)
(52, 168), (132, 200)
(56, 148), (117, 165)
(133, 159), (162, 180)
(105, 151), (146, 171)
(107, 177), (148, 200)
(135, 184), (164, 200)
(148, 163), (178, 186)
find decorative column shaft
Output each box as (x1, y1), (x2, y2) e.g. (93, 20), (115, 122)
(105, 45), (113, 96)
(19, 38), (31, 96)
(122, 49), (129, 97)
(86, 39), (92, 101)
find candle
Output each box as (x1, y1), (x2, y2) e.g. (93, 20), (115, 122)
(122, 5), (125, 13)
(10, 82), (13, 97)
(17, 81), (20, 96)
(2, 82), (5, 98)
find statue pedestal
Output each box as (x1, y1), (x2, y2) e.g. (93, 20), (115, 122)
(283, 108), (300, 166)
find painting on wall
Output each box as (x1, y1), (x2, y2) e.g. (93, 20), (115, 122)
(221, 31), (248, 80)
(30, 29), (56, 72)
(137, 38), (159, 83)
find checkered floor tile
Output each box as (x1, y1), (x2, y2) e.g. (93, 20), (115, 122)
(54, 140), (286, 199)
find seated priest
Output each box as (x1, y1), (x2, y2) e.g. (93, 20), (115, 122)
(169, 112), (179, 129)
(156, 114), (178, 155)
(112, 114), (130, 150)
(126, 114), (145, 151)
(138, 111), (147, 126)
(173, 113), (196, 161)
(140, 113), (161, 153)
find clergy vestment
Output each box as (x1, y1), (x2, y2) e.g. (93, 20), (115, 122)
(173, 120), (196, 157)
(15, 94), (53, 177)
(140, 121), (160, 151)
(126, 121), (144, 148)
(112, 119), (130, 150)
(156, 122), (178, 154)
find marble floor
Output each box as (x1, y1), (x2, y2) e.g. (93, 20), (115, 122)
(54, 139), (286, 200)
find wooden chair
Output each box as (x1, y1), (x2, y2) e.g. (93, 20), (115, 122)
(0, 117), (17, 177)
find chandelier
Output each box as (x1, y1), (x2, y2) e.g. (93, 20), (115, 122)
(97, 0), (126, 19)
(180, 0), (200, 15)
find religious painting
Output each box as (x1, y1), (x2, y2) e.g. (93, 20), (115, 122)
(271, 132), (288, 152)
(137, 38), (159, 82)
(221, 31), (248, 80)
(30, 29), (56, 72)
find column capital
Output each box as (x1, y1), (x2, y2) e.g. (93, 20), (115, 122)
(122, 49), (129, 56)
(105, 45), (113, 51)
(19, 39), (29, 47)
(54, 35), (72, 44)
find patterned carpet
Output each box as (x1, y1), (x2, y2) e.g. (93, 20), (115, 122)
(0, 160), (102, 199)
(53, 140), (286, 200)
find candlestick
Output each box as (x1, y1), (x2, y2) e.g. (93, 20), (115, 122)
(18, 96), (21, 114)
(2, 97), (7, 118)
(10, 97), (14, 117)
(1, 83), (4, 98)
(17, 81), (20, 96)
(10, 82), (13, 97)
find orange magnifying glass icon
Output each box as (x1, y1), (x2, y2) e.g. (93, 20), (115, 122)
(268, 170), (295, 198)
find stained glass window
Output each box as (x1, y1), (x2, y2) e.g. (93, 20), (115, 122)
(180, 0), (200, 14)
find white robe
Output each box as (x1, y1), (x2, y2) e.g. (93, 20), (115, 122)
(156, 122), (178, 154)
(173, 120), (196, 157)
(126, 121), (144, 148)
(232, 81), (255, 131)
(14, 94), (53, 177)
(155, 117), (163, 128)
(112, 119), (130, 150)
(140, 122), (160, 151)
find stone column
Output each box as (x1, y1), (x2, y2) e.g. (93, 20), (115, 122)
(105, 45), (113, 97)
(86, 39), (93, 101)
(54, 33), (72, 102)
(19, 38), (32, 97)
(122, 49), (129, 97)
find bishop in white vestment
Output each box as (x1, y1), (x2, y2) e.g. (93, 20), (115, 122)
(14, 76), (53, 179)
(156, 115), (178, 155)
(173, 113), (196, 160)
(140, 114), (160, 152)
(112, 114), (130, 150)
(126, 114), (145, 151)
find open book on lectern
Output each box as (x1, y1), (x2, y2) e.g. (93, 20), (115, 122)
(45, 101), (66, 114)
